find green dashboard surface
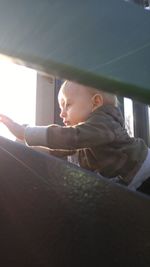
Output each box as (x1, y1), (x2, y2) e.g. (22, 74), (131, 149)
(0, 0), (149, 102)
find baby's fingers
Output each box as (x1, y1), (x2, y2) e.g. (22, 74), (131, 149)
(0, 114), (13, 127)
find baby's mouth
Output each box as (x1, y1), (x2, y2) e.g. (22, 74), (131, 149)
(63, 120), (70, 126)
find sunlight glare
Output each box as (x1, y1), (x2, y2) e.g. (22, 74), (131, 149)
(0, 60), (37, 140)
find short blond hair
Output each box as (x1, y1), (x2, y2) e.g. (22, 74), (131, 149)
(62, 80), (118, 107)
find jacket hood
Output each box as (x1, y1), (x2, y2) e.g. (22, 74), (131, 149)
(93, 105), (124, 127)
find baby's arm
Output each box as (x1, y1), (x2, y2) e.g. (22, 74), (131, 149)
(0, 116), (78, 155)
(0, 114), (26, 140)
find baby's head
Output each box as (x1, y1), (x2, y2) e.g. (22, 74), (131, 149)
(58, 80), (117, 126)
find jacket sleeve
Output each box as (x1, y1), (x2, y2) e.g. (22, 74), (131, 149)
(24, 113), (115, 150)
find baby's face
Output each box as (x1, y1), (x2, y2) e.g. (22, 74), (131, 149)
(58, 81), (94, 126)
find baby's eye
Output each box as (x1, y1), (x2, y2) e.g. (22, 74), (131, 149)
(66, 103), (71, 108)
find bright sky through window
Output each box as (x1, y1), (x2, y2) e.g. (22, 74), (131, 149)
(0, 60), (37, 140)
(124, 97), (134, 137)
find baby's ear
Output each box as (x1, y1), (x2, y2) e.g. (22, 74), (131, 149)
(92, 94), (103, 111)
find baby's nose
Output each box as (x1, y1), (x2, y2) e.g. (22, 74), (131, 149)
(60, 109), (66, 118)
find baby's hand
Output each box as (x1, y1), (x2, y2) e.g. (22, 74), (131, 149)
(0, 114), (26, 140)
(0, 114), (12, 123)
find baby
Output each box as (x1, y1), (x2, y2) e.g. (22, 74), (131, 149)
(0, 80), (149, 190)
